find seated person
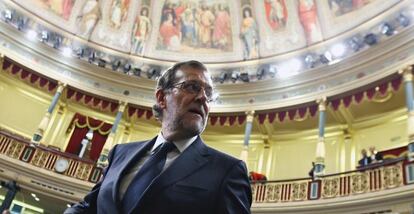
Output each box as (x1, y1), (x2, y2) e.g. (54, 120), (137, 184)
(358, 149), (371, 167)
(369, 146), (383, 163)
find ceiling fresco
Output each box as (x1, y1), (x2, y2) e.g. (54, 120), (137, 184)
(0, 0), (413, 112)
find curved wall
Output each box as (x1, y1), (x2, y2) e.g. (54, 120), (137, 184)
(0, 64), (409, 179)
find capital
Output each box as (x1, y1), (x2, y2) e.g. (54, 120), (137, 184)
(245, 110), (255, 123)
(399, 65), (413, 82)
(317, 97), (327, 111)
(118, 101), (128, 113)
(56, 82), (67, 93)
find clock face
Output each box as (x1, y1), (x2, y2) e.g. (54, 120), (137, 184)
(54, 158), (69, 173)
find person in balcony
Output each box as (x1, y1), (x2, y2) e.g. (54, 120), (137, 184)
(358, 148), (372, 167)
(65, 60), (252, 214)
(369, 146), (383, 163)
(249, 171), (267, 183)
(308, 162), (315, 180)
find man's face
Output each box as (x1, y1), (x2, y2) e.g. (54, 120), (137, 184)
(159, 67), (213, 139)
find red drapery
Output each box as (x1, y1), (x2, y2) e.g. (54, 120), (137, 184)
(2, 58), (58, 92)
(66, 88), (119, 113)
(65, 113), (112, 161)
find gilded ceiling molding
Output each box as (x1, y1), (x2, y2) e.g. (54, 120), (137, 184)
(371, 91), (393, 103)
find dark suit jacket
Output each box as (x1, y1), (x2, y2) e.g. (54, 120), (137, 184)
(358, 156), (372, 166)
(372, 153), (383, 161)
(64, 136), (252, 214)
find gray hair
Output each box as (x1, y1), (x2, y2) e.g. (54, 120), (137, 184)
(152, 60), (208, 120)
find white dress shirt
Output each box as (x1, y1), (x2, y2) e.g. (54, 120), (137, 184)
(118, 133), (197, 200)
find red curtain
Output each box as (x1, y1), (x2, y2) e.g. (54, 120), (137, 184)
(90, 128), (110, 161)
(65, 126), (89, 155)
(65, 113), (112, 161)
(258, 113), (266, 124)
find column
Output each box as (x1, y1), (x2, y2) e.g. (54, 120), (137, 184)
(98, 101), (127, 166)
(31, 82), (66, 145)
(314, 97), (327, 176)
(240, 110), (255, 163)
(402, 66), (414, 161)
(342, 129), (352, 172)
(258, 137), (271, 175)
(47, 103), (67, 147)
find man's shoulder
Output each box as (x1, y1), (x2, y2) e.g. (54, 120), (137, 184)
(111, 139), (151, 154)
(204, 144), (241, 164)
(119, 140), (149, 147)
(201, 144), (249, 178)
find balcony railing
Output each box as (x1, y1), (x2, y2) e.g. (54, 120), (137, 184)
(1, 128), (413, 202)
(0, 129), (103, 183)
(251, 156), (414, 203)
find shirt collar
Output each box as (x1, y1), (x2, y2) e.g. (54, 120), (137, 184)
(152, 133), (197, 154)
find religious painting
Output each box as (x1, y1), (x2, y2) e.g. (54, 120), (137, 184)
(87, 0), (138, 51)
(30, 0), (76, 20)
(328, 0), (372, 17)
(256, 0), (308, 57)
(77, 0), (101, 39)
(240, 6), (259, 59)
(156, 0), (233, 53)
(318, 0), (399, 38)
(108, 0), (131, 29)
(298, 0), (322, 45)
(264, 0), (288, 31)
(131, 6), (152, 55)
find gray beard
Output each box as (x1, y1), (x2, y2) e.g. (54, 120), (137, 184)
(174, 118), (205, 138)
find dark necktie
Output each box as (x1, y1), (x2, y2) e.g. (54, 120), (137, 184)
(122, 142), (176, 212)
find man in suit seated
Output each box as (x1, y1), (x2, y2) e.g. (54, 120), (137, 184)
(358, 149), (371, 167)
(64, 60), (252, 214)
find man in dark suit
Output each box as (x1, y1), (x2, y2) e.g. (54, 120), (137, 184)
(64, 60), (252, 214)
(369, 146), (383, 163)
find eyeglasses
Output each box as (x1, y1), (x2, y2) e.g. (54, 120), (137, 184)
(170, 80), (217, 102)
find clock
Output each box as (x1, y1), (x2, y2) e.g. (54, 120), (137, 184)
(54, 158), (69, 173)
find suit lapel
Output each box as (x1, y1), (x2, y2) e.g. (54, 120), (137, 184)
(133, 136), (210, 211)
(112, 138), (156, 206)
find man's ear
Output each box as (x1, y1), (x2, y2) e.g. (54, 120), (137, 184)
(155, 89), (167, 109)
